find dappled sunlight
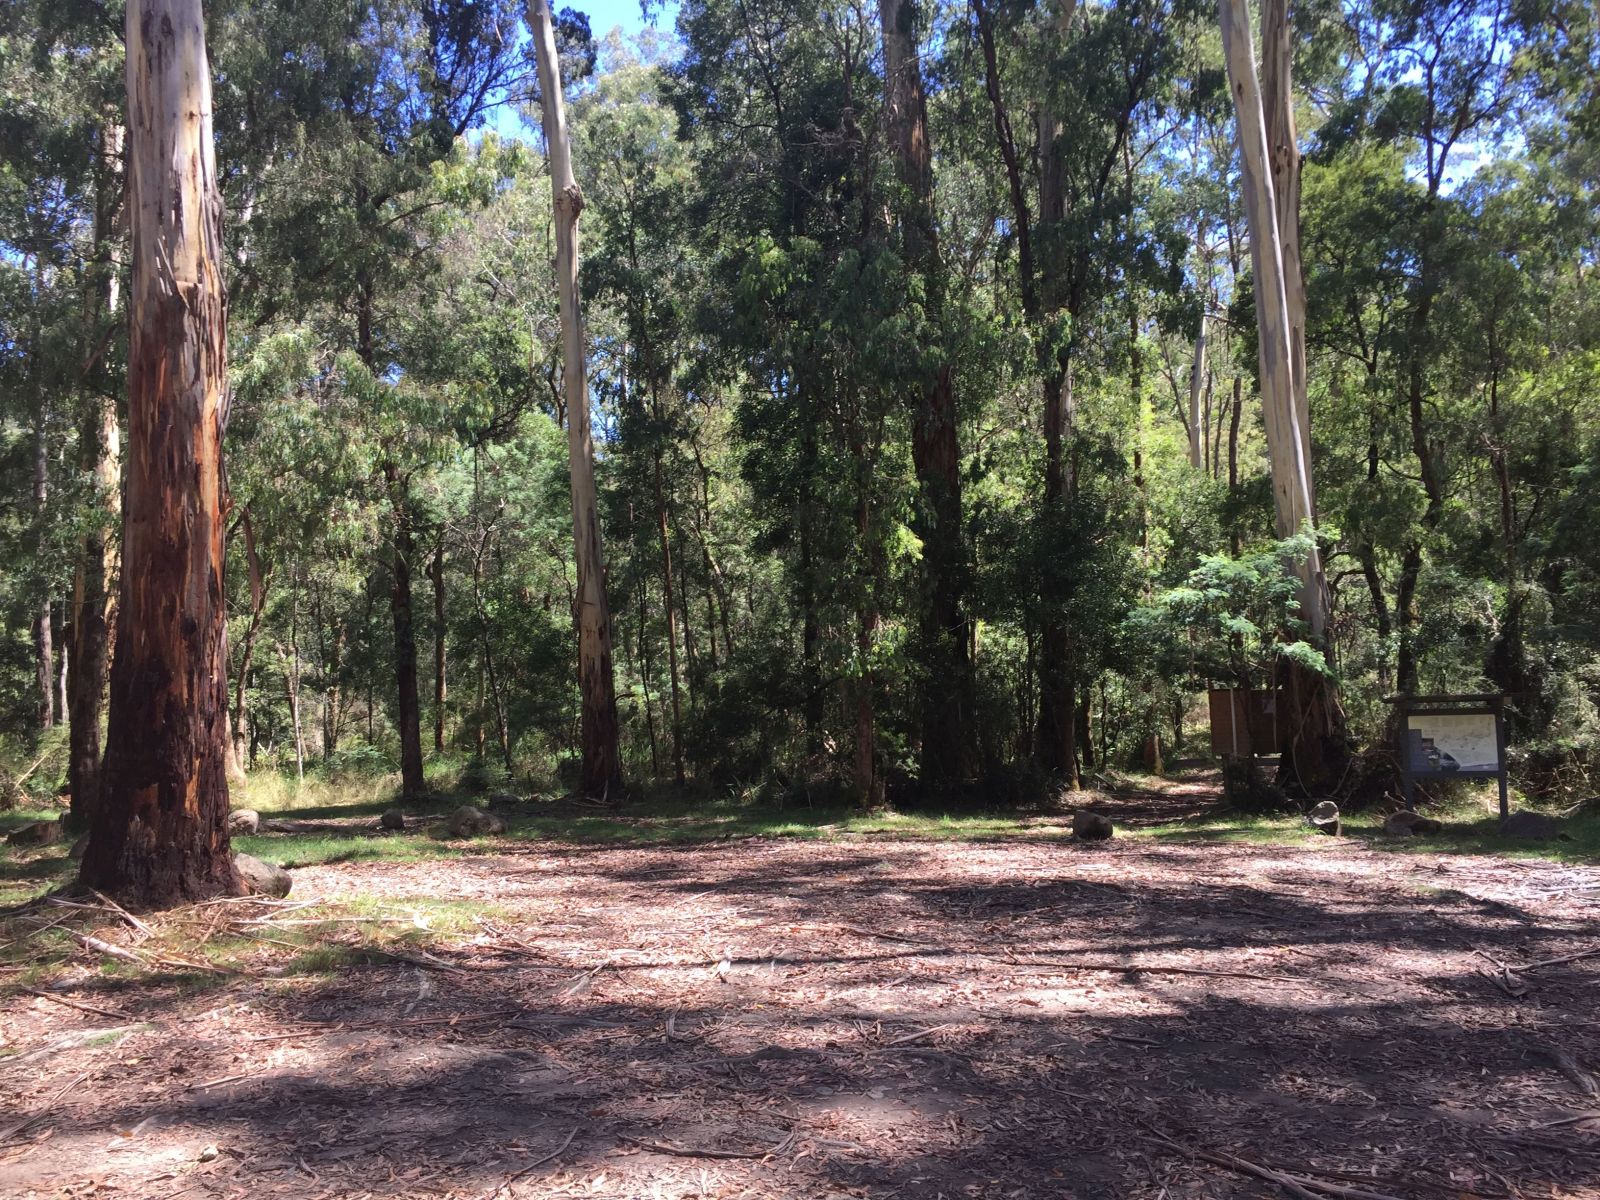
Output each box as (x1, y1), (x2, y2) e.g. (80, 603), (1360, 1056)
(4, 832), (1598, 1196)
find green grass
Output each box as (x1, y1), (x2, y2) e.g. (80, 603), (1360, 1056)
(1143, 786), (1600, 864)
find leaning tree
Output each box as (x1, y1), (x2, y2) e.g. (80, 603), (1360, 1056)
(80, 0), (237, 904)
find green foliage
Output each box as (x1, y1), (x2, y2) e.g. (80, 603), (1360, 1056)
(0, 0), (1597, 812)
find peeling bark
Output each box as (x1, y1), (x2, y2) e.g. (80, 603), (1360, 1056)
(82, 0), (238, 905)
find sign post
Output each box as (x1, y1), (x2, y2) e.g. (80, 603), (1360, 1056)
(1387, 694), (1509, 820)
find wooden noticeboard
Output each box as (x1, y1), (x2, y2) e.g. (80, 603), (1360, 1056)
(1208, 689), (1283, 758)
(1388, 694), (1510, 819)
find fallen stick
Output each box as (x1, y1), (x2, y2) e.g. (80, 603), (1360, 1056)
(620, 1130), (796, 1161)
(1142, 1132), (1318, 1199)
(69, 930), (143, 966)
(1530, 1110), (1600, 1129)
(1510, 947), (1600, 972)
(487, 1127), (578, 1197)
(19, 987), (130, 1021)
(0, 1072), (88, 1146)
(243, 1008), (525, 1041)
(1142, 1132), (1406, 1200)
(883, 1024), (954, 1047)
(1014, 954), (1290, 984)
(86, 889), (156, 938)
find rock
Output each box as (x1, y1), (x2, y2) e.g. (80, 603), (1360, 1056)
(228, 809), (260, 835)
(234, 852), (291, 898)
(7, 819), (62, 847)
(1072, 810), (1113, 841)
(69, 832), (89, 859)
(1500, 810), (1559, 840)
(380, 807), (407, 831)
(1308, 800), (1342, 836)
(447, 806), (507, 838)
(1384, 810), (1443, 837)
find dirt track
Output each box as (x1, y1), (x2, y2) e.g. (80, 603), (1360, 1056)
(3, 832), (1599, 1198)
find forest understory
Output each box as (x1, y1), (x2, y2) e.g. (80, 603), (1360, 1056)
(3, 780), (1597, 1200)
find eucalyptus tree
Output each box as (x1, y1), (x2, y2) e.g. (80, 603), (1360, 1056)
(81, 0), (236, 904)
(1220, 0), (1350, 792)
(879, 0), (974, 785)
(529, 0), (624, 800)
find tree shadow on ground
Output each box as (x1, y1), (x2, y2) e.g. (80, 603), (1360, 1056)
(2, 837), (1597, 1198)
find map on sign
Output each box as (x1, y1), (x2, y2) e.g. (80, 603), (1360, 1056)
(1404, 712), (1499, 775)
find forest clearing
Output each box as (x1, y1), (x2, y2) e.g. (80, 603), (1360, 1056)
(4, 775), (1600, 1199)
(4, 0), (1600, 1191)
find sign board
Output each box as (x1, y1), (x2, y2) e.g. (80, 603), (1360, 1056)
(1403, 711), (1500, 776)
(1388, 695), (1509, 819)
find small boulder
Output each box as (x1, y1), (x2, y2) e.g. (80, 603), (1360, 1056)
(7, 819), (62, 847)
(1500, 810), (1559, 841)
(1384, 810), (1443, 837)
(379, 807), (407, 831)
(1308, 800), (1342, 836)
(228, 808), (260, 835)
(446, 806), (507, 838)
(1072, 810), (1113, 841)
(234, 852), (291, 898)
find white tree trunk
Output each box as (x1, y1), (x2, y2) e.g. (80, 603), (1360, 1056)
(1187, 313), (1207, 470)
(1219, 0), (1327, 643)
(1261, 0), (1312, 482)
(528, 0), (624, 799)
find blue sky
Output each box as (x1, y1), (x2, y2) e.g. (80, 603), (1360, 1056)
(487, 0), (679, 141)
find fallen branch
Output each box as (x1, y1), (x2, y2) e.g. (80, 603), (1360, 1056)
(620, 1130), (796, 1161)
(487, 1127), (578, 1196)
(1014, 953), (1290, 984)
(85, 889), (156, 939)
(19, 987), (130, 1021)
(0, 1072), (88, 1146)
(883, 1023), (954, 1047)
(1530, 1110), (1600, 1129)
(68, 931), (143, 966)
(1510, 947), (1600, 972)
(1143, 1132), (1407, 1200)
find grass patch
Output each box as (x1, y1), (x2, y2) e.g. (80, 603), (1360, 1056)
(1138, 784), (1599, 864)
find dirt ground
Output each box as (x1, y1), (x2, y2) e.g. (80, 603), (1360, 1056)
(3, 796), (1599, 1199)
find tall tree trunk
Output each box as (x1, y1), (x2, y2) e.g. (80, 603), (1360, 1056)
(386, 464), (426, 796)
(1188, 314), (1208, 470)
(653, 452), (686, 785)
(69, 339), (117, 834)
(1261, 0), (1312, 482)
(880, 0), (971, 786)
(530, 0), (623, 800)
(973, 0), (1078, 783)
(431, 538), (447, 753)
(282, 567), (305, 785)
(83, 0), (237, 905)
(32, 312), (54, 732)
(470, 529), (512, 772)
(635, 558), (660, 779)
(1220, 0), (1348, 795)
